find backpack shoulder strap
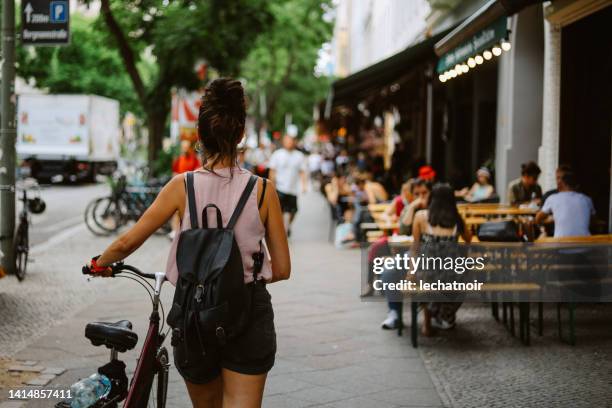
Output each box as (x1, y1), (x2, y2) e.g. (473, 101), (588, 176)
(258, 178), (267, 209)
(227, 175), (258, 229)
(185, 172), (198, 229)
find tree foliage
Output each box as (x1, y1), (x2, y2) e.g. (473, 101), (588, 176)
(17, 14), (142, 116)
(94, 0), (273, 162)
(241, 0), (334, 136)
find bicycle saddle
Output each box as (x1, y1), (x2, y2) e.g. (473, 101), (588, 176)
(85, 320), (138, 352)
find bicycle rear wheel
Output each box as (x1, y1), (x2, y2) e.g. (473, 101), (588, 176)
(85, 198), (111, 236)
(14, 221), (28, 281)
(92, 197), (126, 234)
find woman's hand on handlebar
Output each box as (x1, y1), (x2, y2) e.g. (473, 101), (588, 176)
(84, 256), (114, 277)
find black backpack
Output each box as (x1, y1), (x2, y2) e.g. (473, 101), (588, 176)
(167, 172), (266, 380)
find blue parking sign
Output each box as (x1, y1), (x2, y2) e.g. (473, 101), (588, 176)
(50, 1), (67, 23)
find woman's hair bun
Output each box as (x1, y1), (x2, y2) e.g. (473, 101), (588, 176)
(203, 78), (245, 115)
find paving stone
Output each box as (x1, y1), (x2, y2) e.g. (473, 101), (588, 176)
(24, 374), (56, 386)
(7, 365), (44, 373)
(0, 402), (27, 408)
(40, 367), (66, 376)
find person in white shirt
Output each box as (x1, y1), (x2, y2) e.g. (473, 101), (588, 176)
(535, 167), (595, 237)
(269, 134), (307, 235)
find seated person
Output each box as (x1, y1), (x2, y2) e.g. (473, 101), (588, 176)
(412, 184), (472, 335)
(324, 173), (353, 222)
(398, 178), (432, 236)
(535, 167), (594, 238)
(363, 172), (389, 204)
(455, 167), (495, 203)
(384, 180), (414, 221)
(507, 161), (543, 206)
(540, 164), (573, 237)
(380, 179), (431, 329)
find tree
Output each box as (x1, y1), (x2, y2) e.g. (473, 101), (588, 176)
(93, 0), (273, 162)
(240, 0), (334, 137)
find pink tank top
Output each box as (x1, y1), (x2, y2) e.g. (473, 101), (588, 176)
(165, 167), (272, 285)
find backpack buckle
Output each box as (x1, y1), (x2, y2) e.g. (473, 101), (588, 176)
(195, 284), (204, 303)
(215, 327), (226, 346)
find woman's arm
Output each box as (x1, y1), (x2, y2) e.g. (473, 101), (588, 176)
(325, 181), (339, 205)
(260, 180), (290, 282)
(96, 174), (185, 266)
(411, 211), (424, 255)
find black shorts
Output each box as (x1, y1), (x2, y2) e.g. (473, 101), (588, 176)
(173, 283), (276, 384)
(277, 191), (298, 214)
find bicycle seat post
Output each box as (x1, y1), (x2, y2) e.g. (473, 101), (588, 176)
(110, 348), (118, 362)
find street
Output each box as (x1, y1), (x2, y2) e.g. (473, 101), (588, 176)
(21, 183), (108, 247)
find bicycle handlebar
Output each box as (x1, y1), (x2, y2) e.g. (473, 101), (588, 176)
(82, 262), (159, 280)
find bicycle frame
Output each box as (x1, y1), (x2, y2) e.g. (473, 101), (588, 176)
(122, 272), (168, 408)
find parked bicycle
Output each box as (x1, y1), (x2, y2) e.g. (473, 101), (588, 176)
(1, 178), (47, 281)
(56, 262), (169, 408)
(85, 173), (171, 237)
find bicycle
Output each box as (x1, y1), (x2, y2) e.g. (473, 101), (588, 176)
(56, 262), (169, 408)
(85, 174), (171, 237)
(13, 178), (46, 281)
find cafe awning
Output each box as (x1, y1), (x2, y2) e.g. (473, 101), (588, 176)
(434, 0), (546, 81)
(434, 0), (544, 57)
(436, 15), (509, 76)
(331, 29), (451, 106)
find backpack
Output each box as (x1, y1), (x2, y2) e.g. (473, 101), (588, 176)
(167, 172), (266, 381)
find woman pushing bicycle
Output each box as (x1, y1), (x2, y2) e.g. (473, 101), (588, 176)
(88, 78), (291, 407)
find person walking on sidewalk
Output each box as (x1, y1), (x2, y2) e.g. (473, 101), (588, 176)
(88, 78), (291, 408)
(268, 131), (307, 236)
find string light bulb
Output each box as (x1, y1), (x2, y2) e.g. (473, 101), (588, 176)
(483, 50), (493, 60)
(492, 46), (502, 56)
(439, 74), (446, 82)
(475, 55), (484, 64)
(461, 64), (469, 73)
(501, 40), (511, 51)
(467, 58), (476, 68)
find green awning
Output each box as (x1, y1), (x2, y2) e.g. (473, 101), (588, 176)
(436, 16), (508, 74)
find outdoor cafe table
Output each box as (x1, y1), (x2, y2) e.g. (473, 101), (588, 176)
(368, 203), (390, 213)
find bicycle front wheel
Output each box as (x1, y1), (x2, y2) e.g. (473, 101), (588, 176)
(14, 221), (29, 281)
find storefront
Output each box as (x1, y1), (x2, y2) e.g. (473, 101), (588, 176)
(540, 1), (612, 231)
(432, 0), (545, 195)
(329, 31), (450, 192)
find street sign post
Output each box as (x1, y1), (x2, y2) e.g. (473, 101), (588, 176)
(1, 0), (17, 276)
(21, 0), (70, 46)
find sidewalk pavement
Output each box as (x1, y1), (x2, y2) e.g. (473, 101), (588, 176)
(1, 191), (445, 408)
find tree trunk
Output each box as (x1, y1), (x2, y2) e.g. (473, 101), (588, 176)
(147, 111), (166, 166)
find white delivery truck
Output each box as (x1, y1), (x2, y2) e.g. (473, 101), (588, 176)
(17, 94), (120, 182)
